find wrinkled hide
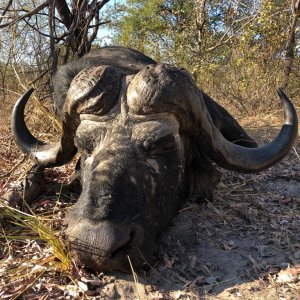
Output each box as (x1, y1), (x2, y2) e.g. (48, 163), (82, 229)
(11, 47), (298, 272)
(63, 68), (190, 270)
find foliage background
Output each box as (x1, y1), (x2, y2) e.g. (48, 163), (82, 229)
(0, 0), (299, 114)
(109, 0), (300, 112)
(0, 1), (299, 298)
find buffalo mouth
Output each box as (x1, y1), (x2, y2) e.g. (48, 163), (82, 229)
(63, 220), (150, 272)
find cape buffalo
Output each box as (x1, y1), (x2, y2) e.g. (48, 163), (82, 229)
(11, 46), (298, 272)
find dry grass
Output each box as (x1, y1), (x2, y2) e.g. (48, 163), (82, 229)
(0, 201), (72, 299)
(0, 94), (299, 299)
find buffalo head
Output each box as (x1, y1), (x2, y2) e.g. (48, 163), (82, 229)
(12, 48), (298, 272)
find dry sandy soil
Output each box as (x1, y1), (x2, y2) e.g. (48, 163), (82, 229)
(0, 97), (299, 299)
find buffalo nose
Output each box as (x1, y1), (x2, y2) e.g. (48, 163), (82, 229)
(64, 221), (143, 271)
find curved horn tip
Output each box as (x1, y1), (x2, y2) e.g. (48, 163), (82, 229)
(276, 88), (298, 126)
(11, 87), (77, 167)
(14, 88), (35, 110)
(26, 87), (35, 93)
(21, 87), (35, 99)
(277, 88), (288, 101)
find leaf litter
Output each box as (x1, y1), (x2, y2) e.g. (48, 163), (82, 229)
(0, 108), (299, 299)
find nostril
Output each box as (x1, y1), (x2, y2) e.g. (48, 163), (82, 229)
(129, 230), (135, 242)
(64, 221), (145, 270)
(110, 232), (133, 259)
(128, 226), (141, 247)
(109, 226), (143, 259)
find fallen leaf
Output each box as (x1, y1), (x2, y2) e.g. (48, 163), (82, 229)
(223, 240), (235, 251)
(163, 256), (175, 269)
(268, 266), (280, 275)
(189, 255), (197, 269)
(204, 276), (217, 285)
(276, 268), (298, 283)
(170, 290), (185, 299)
(294, 250), (300, 259)
(77, 280), (88, 292)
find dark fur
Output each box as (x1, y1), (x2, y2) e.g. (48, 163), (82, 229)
(9, 47), (261, 272)
(53, 46), (256, 148)
(53, 46), (156, 116)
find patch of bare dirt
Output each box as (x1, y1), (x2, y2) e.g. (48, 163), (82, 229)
(0, 99), (299, 299)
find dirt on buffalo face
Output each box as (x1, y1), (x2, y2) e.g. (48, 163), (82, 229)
(68, 148), (300, 300)
(145, 163), (300, 299)
(0, 109), (299, 299)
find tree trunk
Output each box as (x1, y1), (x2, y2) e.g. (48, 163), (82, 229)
(55, 0), (73, 28)
(281, 0), (300, 89)
(194, 0), (206, 51)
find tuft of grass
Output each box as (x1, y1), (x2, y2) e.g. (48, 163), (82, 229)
(0, 200), (71, 271)
(0, 198), (73, 297)
(128, 255), (142, 300)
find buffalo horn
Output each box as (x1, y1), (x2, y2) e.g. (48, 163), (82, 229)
(199, 88), (298, 173)
(12, 88), (77, 167)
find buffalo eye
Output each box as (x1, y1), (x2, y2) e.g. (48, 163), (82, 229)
(143, 134), (177, 156)
(74, 136), (95, 155)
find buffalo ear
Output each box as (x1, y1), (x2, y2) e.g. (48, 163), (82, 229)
(188, 143), (221, 202)
(202, 92), (258, 148)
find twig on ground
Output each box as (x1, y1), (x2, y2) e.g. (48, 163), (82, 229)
(0, 155), (25, 179)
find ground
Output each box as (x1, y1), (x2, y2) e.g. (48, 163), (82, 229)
(0, 97), (299, 299)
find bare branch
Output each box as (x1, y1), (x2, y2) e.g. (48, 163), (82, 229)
(194, 0), (206, 49)
(0, 1), (50, 29)
(281, 0), (300, 89)
(207, 13), (258, 52)
(28, 69), (49, 85)
(24, 18), (68, 41)
(96, 0), (111, 11)
(49, 0), (58, 74)
(55, 0), (73, 29)
(0, 0), (12, 25)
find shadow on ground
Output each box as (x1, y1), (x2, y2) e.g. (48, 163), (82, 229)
(99, 132), (300, 299)
(1, 108), (299, 299)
